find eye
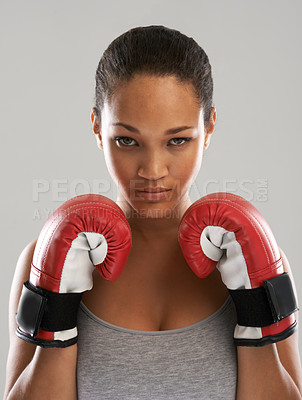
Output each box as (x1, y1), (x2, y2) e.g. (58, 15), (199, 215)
(168, 137), (192, 146)
(114, 136), (137, 147)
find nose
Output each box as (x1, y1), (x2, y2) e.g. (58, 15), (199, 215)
(137, 150), (169, 181)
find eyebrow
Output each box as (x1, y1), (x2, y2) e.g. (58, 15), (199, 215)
(112, 122), (194, 135)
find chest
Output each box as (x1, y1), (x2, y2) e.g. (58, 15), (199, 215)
(81, 242), (229, 331)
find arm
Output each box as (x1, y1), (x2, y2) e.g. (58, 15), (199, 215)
(177, 193), (302, 399)
(236, 247), (302, 400)
(5, 194), (131, 399)
(4, 239), (77, 400)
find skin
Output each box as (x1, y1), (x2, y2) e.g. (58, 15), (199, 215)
(90, 73), (216, 239)
(86, 72), (227, 331)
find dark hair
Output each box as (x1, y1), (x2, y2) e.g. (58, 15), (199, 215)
(94, 25), (214, 127)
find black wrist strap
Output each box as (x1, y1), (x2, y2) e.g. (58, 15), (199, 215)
(228, 272), (299, 327)
(16, 280), (83, 337)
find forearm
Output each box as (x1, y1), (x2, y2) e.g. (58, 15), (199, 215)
(6, 345), (77, 400)
(236, 344), (302, 400)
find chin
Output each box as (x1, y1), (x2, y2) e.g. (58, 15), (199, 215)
(135, 209), (171, 219)
(131, 200), (181, 219)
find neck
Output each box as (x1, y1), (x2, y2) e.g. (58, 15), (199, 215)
(116, 194), (192, 240)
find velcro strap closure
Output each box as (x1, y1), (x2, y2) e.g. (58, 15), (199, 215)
(228, 272), (298, 327)
(16, 280), (83, 337)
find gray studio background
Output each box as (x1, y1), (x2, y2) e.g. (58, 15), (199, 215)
(1, 0), (301, 394)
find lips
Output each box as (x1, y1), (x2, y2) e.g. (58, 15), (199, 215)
(135, 188), (172, 201)
(136, 187), (171, 193)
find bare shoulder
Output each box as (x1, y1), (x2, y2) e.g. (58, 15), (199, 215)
(4, 238), (38, 397)
(276, 246), (302, 393)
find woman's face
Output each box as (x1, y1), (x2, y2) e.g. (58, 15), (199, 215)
(92, 74), (215, 219)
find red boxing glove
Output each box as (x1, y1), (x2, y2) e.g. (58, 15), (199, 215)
(16, 194), (132, 348)
(178, 192), (298, 347)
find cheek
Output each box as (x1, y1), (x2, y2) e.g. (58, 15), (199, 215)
(103, 144), (135, 185)
(170, 143), (203, 186)
(190, 148), (203, 181)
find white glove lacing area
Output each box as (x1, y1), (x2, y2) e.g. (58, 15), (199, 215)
(53, 232), (108, 342)
(201, 226), (264, 340)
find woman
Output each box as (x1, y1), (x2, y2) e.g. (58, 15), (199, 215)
(4, 25), (302, 399)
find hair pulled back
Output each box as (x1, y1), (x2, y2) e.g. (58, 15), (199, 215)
(94, 25), (214, 126)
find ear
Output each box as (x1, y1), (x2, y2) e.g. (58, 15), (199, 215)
(90, 107), (103, 150)
(203, 107), (217, 151)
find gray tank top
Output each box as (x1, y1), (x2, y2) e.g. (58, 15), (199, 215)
(76, 296), (238, 400)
